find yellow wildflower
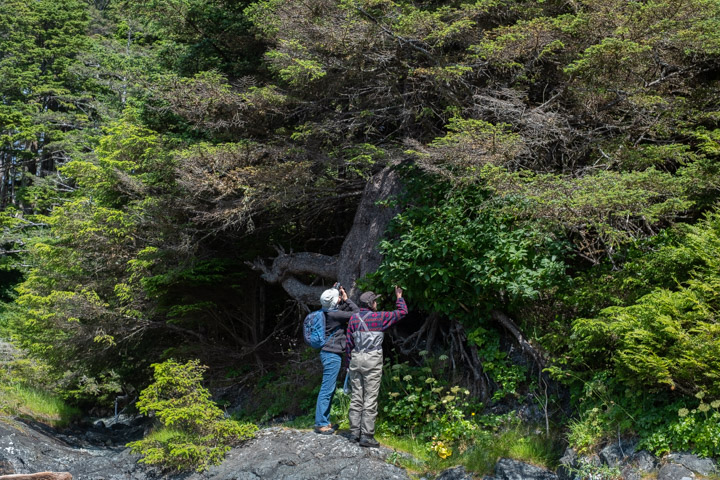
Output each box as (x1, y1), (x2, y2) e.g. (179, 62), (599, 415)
(432, 441), (452, 459)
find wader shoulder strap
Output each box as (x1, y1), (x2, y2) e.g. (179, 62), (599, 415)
(357, 311), (372, 332)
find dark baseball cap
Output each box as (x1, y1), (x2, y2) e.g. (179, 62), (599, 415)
(359, 291), (381, 308)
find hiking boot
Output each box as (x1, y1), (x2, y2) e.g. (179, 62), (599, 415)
(314, 425), (334, 435)
(359, 434), (379, 447)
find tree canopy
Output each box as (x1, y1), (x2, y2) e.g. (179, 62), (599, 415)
(2, 0), (720, 459)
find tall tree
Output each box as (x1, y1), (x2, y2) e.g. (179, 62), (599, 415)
(0, 0), (92, 210)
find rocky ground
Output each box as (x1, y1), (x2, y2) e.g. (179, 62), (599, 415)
(0, 416), (414, 480)
(180, 428), (411, 480)
(0, 415), (156, 480)
(0, 415), (717, 480)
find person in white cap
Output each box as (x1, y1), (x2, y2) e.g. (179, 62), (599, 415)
(314, 284), (359, 434)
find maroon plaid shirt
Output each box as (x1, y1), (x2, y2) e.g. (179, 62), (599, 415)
(345, 297), (408, 360)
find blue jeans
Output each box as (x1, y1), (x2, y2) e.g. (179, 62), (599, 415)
(315, 350), (342, 427)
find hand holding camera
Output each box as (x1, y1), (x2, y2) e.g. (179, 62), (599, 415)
(334, 282), (348, 302)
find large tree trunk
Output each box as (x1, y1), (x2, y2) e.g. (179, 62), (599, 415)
(249, 165), (402, 307)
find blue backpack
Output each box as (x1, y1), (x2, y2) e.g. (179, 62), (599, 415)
(303, 310), (328, 349)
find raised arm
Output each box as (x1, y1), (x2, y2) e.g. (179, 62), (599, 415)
(381, 286), (408, 330)
(338, 287), (360, 314)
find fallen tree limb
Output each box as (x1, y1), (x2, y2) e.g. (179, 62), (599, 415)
(0, 473), (72, 480)
(491, 310), (547, 369)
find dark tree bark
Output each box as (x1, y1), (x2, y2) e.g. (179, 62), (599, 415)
(249, 165), (403, 307)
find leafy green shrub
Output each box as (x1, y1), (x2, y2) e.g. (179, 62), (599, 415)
(569, 210), (720, 397)
(371, 173), (566, 406)
(467, 327), (526, 401)
(379, 356), (477, 449)
(380, 416), (560, 475)
(330, 387), (351, 430)
(566, 407), (614, 454)
(640, 393), (720, 457)
(551, 369), (713, 456)
(553, 210), (720, 456)
(568, 459), (623, 480)
(561, 372), (633, 453)
(559, 227), (691, 321)
(373, 178), (567, 317)
(127, 359), (257, 472)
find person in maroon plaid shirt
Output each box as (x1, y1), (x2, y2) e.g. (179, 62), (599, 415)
(345, 286), (408, 447)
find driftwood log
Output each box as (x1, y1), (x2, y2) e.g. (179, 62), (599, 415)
(0, 473), (72, 480)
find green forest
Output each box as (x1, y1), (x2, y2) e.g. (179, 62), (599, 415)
(2, 0), (720, 476)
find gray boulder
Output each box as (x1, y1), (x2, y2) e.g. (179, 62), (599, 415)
(629, 450), (658, 473)
(598, 439), (636, 467)
(556, 447), (578, 480)
(494, 458), (558, 480)
(658, 463), (695, 480)
(617, 450), (659, 480)
(433, 466), (474, 480)
(619, 466), (643, 480)
(667, 453), (717, 477)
